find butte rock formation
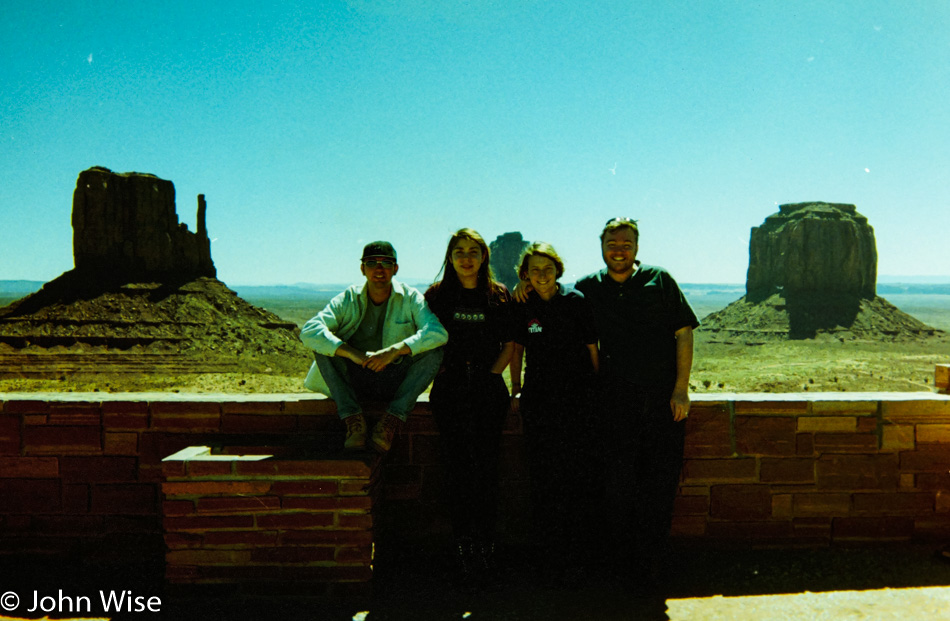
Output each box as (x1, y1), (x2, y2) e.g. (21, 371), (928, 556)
(0, 167), (311, 378)
(72, 166), (216, 280)
(699, 202), (939, 342)
(489, 231), (531, 291)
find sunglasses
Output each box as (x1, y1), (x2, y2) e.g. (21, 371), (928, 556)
(363, 259), (395, 270)
(604, 217), (638, 226)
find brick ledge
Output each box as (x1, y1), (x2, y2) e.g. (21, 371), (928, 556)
(1, 391), (948, 403)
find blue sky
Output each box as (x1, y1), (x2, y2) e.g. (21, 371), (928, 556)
(2, 1), (948, 286)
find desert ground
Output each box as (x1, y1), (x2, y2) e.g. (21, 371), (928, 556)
(1, 290), (947, 395)
(691, 333), (949, 393)
(690, 292), (950, 394)
(2, 332), (948, 395)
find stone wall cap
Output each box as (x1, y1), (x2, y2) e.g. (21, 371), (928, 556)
(1, 391), (947, 404)
(0, 392), (327, 403)
(693, 392), (950, 402)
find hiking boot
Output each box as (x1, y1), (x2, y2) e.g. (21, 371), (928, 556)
(476, 539), (503, 591)
(343, 414), (367, 451)
(371, 413), (402, 453)
(453, 537), (477, 592)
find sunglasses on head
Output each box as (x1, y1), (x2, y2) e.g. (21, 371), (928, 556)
(605, 217), (638, 226)
(363, 259), (395, 269)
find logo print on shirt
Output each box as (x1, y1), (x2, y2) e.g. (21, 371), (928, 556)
(454, 308), (486, 323)
(528, 319), (543, 334)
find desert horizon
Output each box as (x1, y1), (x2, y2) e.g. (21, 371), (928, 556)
(2, 275), (948, 396)
(5, 277), (950, 327)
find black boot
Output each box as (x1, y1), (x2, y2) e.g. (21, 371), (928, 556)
(476, 539), (503, 591)
(453, 537), (477, 591)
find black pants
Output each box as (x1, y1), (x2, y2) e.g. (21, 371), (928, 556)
(430, 370), (510, 541)
(522, 387), (596, 566)
(595, 379), (685, 569)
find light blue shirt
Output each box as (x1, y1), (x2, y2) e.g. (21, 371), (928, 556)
(300, 279), (448, 394)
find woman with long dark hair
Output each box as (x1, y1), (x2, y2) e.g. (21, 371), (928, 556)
(424, 228), (516, 589)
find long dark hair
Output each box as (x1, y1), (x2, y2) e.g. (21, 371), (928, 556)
(428, 228), (507, 305)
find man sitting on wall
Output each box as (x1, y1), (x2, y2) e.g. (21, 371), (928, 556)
(301, 241), (447, 453)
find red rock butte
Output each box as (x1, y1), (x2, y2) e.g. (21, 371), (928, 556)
(73, 166), (216, 281)
(699, 202), (938, 342)
(0, 167), (309, 376)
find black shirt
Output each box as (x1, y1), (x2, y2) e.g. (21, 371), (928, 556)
(515, 285), (597, 395)
(425, 284), (516, 373)
(575, 264), (699, 390)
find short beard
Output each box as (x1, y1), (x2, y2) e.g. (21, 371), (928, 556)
(605, 258), (634, 274)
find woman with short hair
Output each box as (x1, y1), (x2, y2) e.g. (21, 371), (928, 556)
(511, 241), (599, 585)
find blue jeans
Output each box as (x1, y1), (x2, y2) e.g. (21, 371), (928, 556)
(313, 348), (443, 421)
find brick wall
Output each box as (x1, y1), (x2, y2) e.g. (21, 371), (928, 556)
(162, 447), (375, 588)
(677, 395), (950, 543)
(2, 389), (950, 567)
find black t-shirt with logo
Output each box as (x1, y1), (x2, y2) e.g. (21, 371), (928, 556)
(515, 285), (597, 399)
(425, 284), (516, 374)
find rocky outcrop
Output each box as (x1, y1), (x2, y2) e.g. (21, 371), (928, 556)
(72, 167), (215, 279)
(700, 292), (938, 342)
(0, 168), (310, 376)
(489, 232), (531, 291)
(747, 202), (876, 301)
(0, 276), (308, 368)
(700, 202), (938, 342)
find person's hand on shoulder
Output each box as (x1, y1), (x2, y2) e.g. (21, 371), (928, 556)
(511, 279), (533, 303)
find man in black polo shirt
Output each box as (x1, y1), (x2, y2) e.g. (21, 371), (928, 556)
(574, 217), (698, 592)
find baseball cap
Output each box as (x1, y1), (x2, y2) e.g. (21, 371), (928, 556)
(361, 241), (397, 261)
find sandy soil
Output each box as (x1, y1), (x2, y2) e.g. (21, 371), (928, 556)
(691, 331), (950, 394)
(1, 332), (948, 395)
(3, 276), (948, 395)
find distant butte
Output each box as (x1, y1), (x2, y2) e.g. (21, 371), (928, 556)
(72, 166), (216, 280)
(0, 167), (310, 378)
(699, 202), (940, 342)
(489, 231), (531, 291)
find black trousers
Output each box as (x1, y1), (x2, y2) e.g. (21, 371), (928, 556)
(522, 387), (596, 565)
(595, 378), (686, 568)
(430, 370), (510, 541)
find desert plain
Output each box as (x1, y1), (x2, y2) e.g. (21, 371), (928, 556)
(1, 289), (947, 396)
